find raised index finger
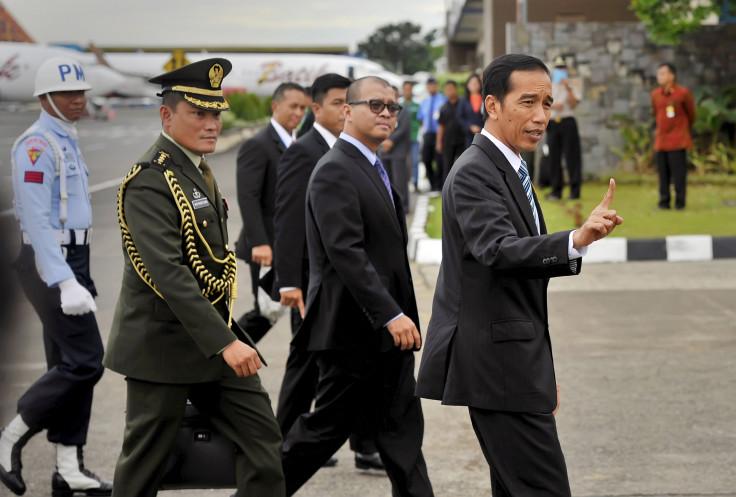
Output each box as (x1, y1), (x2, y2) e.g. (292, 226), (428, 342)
(599, 178), (616, 209)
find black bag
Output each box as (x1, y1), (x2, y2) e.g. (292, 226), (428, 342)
(159, 402), (238, 489)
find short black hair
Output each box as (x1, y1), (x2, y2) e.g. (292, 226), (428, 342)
(311, 73), (351, 105)
(658, 62), (677, 78)
(346, 76), (391, 103)
(161, 91), (185, 109)
(273, 82), (306, 102)
(481, 54), (550, 119)
(402, 80), (415, 87)
(444, 80), (457, 88)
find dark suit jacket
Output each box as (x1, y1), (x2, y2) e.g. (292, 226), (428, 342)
(105, 135), (259, 384)
(380, 106), (410, 161)
(272, 128), (329, 297)
(236, 122), (286, 261)
(457, 97), (484, 147)
(415, 133), (581, 413)
(295, 138), (419, 353)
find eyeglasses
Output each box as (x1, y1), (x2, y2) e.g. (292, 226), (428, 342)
(348, 100), (402, 116)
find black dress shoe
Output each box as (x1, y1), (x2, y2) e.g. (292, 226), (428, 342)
(0, 427), (39, 495)
(355, 451), (385, 471)
(52, 470), (113, 497)
(323, 455), (338, 467)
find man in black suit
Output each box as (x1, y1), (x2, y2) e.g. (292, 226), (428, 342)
(379, 85), (411, 213)
(281, 76), (434, 497)
(236, 82), (306, 342)
(415, 54), (623, 496)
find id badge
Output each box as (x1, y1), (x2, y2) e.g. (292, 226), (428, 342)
(666, 105), (675, 118)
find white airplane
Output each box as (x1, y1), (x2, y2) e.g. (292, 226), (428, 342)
(89, 49), (406, 98)
(0, 41), (127, 102)
(1, 41), (406, 104)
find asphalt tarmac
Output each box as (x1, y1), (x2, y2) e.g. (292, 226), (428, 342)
(1, 107), (735, 496)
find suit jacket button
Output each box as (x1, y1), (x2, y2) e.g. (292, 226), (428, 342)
(203, 220), (208, 228)
(551, 256), (558, 263)
(225, 244), (229, 250)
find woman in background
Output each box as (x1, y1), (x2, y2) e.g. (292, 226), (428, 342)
(456, 73), (483, 149)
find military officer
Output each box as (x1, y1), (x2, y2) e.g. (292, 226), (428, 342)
(2, 56), (112, 497)
(104, 58), (285, 497)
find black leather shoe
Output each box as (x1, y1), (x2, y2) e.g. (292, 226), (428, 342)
(355, 451), (385, 471)
(0, 427), (39, 495)
(51, 470), (113, 497)
(322, 455), (338, 467)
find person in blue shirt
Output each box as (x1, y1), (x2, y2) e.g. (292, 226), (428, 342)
(1, 56), (112, 497)
(416, 77), (447, 191)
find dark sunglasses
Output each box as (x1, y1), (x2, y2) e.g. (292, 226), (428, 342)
(348, 99), (402, 116)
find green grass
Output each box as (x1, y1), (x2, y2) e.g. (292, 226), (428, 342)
(424, 180), (736, 239)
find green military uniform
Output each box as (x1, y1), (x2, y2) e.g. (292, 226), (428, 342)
(104, 58), (285, 497)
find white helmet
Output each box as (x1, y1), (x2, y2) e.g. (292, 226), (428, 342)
(33, 56), (92, 96)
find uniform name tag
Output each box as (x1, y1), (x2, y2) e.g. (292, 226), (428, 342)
(192, 198), (210, 210)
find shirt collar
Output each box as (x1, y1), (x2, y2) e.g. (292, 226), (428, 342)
(480, 128), (522, 173)
(271, 117), (297, 148)
(40, 109), (78, 140)
(312, 122), (338, 149)
(161, 131), (203, 168)
(339, 131), (377, 165)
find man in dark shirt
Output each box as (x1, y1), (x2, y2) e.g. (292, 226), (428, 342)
(436, 81), (466, 185)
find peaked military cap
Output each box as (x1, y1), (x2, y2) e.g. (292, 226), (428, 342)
(149, 57), (232, 111)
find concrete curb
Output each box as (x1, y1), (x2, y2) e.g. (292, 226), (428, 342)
(408, 193), (736, 264)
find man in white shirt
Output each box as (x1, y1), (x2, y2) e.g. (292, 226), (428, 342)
(416, 54), (622, 497)
(235, 82), (306, 343)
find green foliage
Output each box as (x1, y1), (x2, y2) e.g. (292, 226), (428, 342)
(222, 91), (271, 130)
(611, 114), (655, 173)
(630, 0), (736, 45)
(691, 84), (736, 175)
(357, 22), (439, 74)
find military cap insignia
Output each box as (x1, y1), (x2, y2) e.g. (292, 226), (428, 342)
(209, 64), (224, 89)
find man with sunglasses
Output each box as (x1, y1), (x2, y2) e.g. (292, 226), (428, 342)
(280, 76), (434, 497)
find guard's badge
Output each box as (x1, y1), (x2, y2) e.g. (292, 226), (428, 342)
(192, 188), (201, 199)
(209, 63), (224, 89)
(26, 147), (43, 165)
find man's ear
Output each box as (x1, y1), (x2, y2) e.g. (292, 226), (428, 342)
(485, 95), (499, 121)
(159, 105), (172, 125)
(343, 103), (352, 122)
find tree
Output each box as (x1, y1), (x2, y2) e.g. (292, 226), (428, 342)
(631, 0), (736, 45)
(357, 22), (439, 74)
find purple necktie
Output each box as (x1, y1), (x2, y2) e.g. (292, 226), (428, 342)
(373, 157), (394, 207)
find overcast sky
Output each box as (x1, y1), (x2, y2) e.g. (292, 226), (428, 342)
(4, 0), (446, 51)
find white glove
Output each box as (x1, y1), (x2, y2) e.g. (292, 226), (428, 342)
(58, 278), (97, 315)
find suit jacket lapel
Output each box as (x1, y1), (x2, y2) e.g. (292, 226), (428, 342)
(473, 134), (539, 236)
(336, 140), (402, 235)
(268, 123), (288, 154)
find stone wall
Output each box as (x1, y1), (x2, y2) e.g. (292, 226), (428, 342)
(506, 22), (736, 175)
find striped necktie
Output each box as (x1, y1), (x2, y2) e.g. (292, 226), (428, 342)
(374, 157), (395, 208)
(198, 158), (216, 199)
(517, 159), (539, 235)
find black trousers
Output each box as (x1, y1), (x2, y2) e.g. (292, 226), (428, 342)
(112, 367), (285, 497)
(468, 408), (571, 497)
(656, 149), (687, 209)
(275, 310), (377, 454)
(235, 261), (273, 343)
(547, 117), (582, 198)
(442, 141), (465, 186)
(282, 349), (433, 497)
(422, 132), (444, 191)
(13, 245), (104, 446)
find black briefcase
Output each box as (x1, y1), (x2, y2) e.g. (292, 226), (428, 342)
(159, 402), (238, 489)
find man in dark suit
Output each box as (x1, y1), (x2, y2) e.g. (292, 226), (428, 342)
(105, 59), (285, 497)
(235, 82), (306, 343)
(379, 85), (411, 213)
(281, 76), (434, 497)
(416, 54), (623, 496)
